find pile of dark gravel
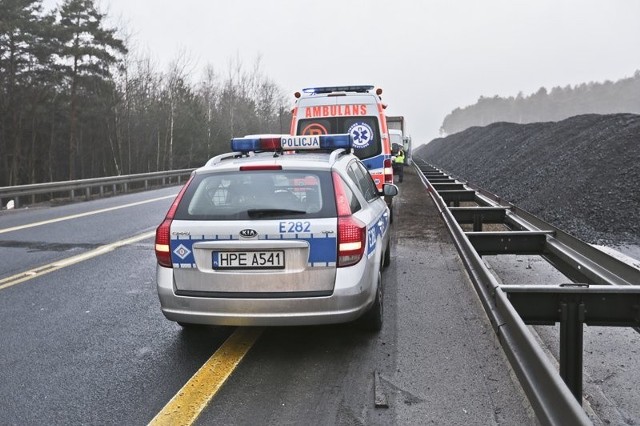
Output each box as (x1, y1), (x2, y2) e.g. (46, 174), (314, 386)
(414, 113), (640, 246)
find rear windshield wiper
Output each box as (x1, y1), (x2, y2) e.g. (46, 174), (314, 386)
(247, 208), (307, 218)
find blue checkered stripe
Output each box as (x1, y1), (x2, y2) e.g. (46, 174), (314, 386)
(170, 233), (337, 268)
(367, 211), (389, 256)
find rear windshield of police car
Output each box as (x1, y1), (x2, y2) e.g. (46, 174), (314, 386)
(296, 116), (381, 160)
(174, 170), (337, 220)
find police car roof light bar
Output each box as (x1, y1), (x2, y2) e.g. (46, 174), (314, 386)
(302, 85), (374, 95)
(318, 134), (352, 150)
(281, 134), (352, 151)
(230, 134), (353, 153)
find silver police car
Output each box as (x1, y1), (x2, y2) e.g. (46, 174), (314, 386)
(155, 134), (397, 330)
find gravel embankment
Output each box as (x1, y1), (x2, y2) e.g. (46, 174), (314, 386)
(414, 113), (640, 246)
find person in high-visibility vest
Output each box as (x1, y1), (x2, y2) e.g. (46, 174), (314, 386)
(393, 150), (405, 183)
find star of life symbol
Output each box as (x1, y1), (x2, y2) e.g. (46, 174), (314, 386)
(173, 244), (191, 260)
(348, 122), (373, 148)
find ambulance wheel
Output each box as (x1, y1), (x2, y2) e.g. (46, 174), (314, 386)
(359, 271), (383, 331)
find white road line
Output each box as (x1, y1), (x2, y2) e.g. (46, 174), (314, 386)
(0, 195), (176, 234)
(0, 231), (155, 291)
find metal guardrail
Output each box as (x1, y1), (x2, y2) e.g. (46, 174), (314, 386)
(414, 161), (640, 425)
(0, 169), (194, 209)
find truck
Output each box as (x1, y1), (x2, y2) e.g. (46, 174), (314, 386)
(386, 115), (412, 165)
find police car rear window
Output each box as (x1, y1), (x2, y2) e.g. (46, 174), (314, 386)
(296, 116), (381, 160)
(175, 170), (336, 220)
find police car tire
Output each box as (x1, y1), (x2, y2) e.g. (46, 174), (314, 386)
(383, 240), (391, 269)
(359, 271), (383, 331)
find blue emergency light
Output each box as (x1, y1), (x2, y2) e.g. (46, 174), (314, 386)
(230, 134), (352, 153)
(230, 136), (280, 152)
(302, 85), (374, 94)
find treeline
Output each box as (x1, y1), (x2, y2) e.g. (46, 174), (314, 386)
(440, 71), (640, 135)
(0, 0), (291, 187)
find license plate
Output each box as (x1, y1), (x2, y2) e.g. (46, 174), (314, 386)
(212, 250), (285, 270)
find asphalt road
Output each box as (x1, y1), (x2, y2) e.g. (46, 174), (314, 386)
(0, 187), (234, 424)
(0, 173), (536, 425)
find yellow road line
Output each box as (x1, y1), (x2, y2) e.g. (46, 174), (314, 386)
(149, 327), (263, 426)
(0, 195), (176, 235)
(0, 231), (155, 290)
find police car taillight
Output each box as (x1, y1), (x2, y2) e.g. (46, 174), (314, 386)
(337, 216), (366, 267)
(332, 171), (366, 267)
(155, 220), (173, 268)
(384, 158), (393, 184)
(155, 175), (193, 268)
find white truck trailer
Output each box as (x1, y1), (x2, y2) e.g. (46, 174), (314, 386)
(386, 115), (412, 165)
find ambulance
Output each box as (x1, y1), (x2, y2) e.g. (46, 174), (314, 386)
(290, 85), (394, 192)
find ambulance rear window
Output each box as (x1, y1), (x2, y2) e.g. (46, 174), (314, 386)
(296, 116), (381, 160)
(174, 170), (337, 220)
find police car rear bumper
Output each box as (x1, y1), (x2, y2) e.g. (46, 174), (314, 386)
(156, 263), (377, 326)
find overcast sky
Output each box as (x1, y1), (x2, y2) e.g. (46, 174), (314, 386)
(44, 0), (640, 144)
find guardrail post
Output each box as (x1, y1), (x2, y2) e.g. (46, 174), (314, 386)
(144, 179), (148, 190)
(559, 300), (585, 402)
(123, 182), (128, 193)
(473, 213), (482, 232)
(85, 187), (90, 201)
(70, 189), (75, 201)
(99, 186), (104, 197)
(112, 184), (116, 195)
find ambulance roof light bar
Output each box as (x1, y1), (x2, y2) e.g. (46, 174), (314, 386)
(302, 85), (374, 95)
(230, 134), (353, 153)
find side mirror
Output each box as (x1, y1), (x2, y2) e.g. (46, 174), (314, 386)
(382, 183), (398, 197)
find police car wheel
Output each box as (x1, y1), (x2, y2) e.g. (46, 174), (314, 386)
(358, 271), (383, 331)
(383, 240), (391, 268)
